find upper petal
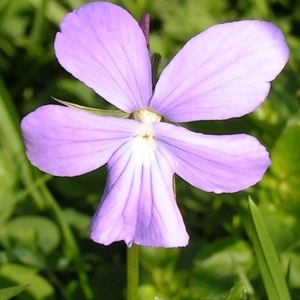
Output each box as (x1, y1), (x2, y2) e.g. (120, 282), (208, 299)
(90, 135), (189, 247)
(54, 2), (152, 112)
(21, 105), (138, 176)
(155, 123), (270, 193)
(150, 21), (289, 122)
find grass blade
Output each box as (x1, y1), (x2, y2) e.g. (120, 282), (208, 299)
(248, 198), (291, 300)
(0, 284), (29, 300)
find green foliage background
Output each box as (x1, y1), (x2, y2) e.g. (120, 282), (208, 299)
(1, 0), (300, 299)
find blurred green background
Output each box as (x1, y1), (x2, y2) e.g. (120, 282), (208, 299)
(1, 0), (300, 299)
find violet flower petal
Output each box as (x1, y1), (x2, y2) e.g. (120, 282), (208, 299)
(21, 105), (139, 176)
(150, 21), (289, 122)
(155, 122), (270, 193)
(90, 136), (189, 247)
(54, 2), (152, 112)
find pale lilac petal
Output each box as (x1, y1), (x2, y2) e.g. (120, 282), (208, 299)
(90, 136), (189, 247)
(150, 21), (289, 122)
(21, 105), (139, 176)
(155, 123), (270, 193)
(55, 2), (152, 112)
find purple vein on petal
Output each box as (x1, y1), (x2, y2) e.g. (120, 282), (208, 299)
(157, 48), (269, 112)
(154, 122), (270, 193)
(21, 105), (140, 176)
(88, 20), (144, 109)
(55, 2), (152, 112)
(150, 20), (289, 122)
(56, 31), (140, 110)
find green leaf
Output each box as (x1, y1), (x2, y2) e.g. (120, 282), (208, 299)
(0, 248), (46, 269)
(53, 97), (130, 118)
(247, 198), (291, 300)
(0, 263), (54, 299)
(266, 122), (300, 202)
(191, 238), (254, 297)
(2, 216), (60, 253)
(271, 122), (300, 180)
(140, 247), (179, 271)
(25, 0), (67, 25)
(280, 251), (300, 289)
(226, 281), (248, 300)
(63, 208), (90, 231)
(0, 284), (29, 300)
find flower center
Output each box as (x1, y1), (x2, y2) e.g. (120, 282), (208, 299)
(131, 109), (161, 167)
(133, 109), (162, 123)
(132, 130), (156, 167)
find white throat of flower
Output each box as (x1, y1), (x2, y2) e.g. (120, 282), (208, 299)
(132, 109), (162, 167)
(133, 109), (162, 123)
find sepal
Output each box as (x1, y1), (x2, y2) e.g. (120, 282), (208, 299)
(52, 97), (130, 118)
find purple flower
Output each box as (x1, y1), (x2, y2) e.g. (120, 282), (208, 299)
(21, 2), (289, 247)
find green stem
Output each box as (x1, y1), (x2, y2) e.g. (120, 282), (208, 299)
(127, 243), (139, 300)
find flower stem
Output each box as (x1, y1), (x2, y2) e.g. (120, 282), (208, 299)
(127, 243), (139, 300)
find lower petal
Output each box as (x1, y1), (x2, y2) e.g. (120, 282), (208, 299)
(155, 123), (270, 193)
(90, 137), (189, 247)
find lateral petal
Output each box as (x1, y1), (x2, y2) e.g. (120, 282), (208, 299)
(90, 136), (189, 247)
(155, 123), (270, 193)
(21, 105), (138, 176)
(150, 21), (289, 122)
(54, 2), (152, 112)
